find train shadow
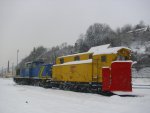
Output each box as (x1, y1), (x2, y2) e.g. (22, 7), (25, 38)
(99, 91), (140, 97)
(117, 94), (139, 97)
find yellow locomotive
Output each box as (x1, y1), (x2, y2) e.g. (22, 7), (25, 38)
(53, 44), (131, 82)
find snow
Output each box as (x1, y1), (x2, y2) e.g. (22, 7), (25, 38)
(130, 42), (146, 54)
(127, 27), (148, 33)
(53, 59), (92, 66)
(0, 78), (150, 113)
(102, 67), (109, 68)
(88, 44), (131, 55)
(88, 44), (110, 53)
(58, 44), (111, 58)
(93, 47), (131, 55)
(58, 44), (131, 59)
(112, 60), (133, 63)
(132, 67), (150, 78)
(130, 41), (150, 54)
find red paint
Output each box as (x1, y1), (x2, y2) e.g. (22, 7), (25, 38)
(110, 62), (132, 91)
(102, 61), (132, 92)
(102, 68), (111, 91)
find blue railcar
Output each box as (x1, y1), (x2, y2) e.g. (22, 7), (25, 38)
(15, 60), (53, 87)
(19, 61), (53, 78)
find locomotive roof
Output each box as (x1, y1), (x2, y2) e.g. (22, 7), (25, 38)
(93, 46), (131, 55)
(88, 44), (110, 53)
(53, 59), (92, 66)
(58, 44), (131, 58)
(88, 44), (131, 55)
(58, 52), (93, 58)
(25, 61), (44, 65)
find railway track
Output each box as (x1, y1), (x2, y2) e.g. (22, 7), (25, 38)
(132, 84), (150, 89)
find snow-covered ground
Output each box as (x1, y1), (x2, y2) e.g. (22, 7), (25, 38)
(0, 78), (150, 113)
(132, 68), (150, 78)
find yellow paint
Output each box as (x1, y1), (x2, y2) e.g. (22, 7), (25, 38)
(92, 54), (117, 82)
(53, 47), (131, 83)
(39, 66), (44, 78)
(53, 63), (92, 82)
(56, 53), (92, 64)
(39, 66), (49, 79)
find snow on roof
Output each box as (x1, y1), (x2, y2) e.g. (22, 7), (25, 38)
(58, 52), (92, 58)
(112, 60), (133, 63)
(58, 44), (131, 58)
(88, 44), (110, 53)
(53, 59), (92, 66)
(88, 44), (131, 55)
(93, 46), (131, 55)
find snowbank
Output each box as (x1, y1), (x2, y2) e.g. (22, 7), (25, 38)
(0, 78), (150, 113)
(132, 67), (150, 78)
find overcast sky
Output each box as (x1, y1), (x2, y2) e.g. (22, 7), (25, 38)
(0, 0), (150, 68)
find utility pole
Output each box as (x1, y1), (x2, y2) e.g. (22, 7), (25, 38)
(2, 67), (3, 77)
(33, 47), (36, 61)
(12, 63), (14, 75)
(7, 60), (10, 73)
(17, 49), (19, 68)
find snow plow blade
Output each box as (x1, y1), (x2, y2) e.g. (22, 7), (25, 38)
(102, 61), (132, 92)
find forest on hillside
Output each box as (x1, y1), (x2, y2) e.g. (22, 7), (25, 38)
(19, 21), (150, 70)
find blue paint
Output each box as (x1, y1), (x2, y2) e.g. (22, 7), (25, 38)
(19, 61), (53, 78)
(41, 64), (53, 77)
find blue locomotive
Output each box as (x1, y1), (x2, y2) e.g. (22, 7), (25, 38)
(15, 60), (53, 86)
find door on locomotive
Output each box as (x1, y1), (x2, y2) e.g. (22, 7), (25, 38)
(92, 54), (117, 83)
(92, 59), (100, 82)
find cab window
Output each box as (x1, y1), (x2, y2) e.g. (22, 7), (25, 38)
(117, 55), (125, 60)
(74, 56), (80, 61)
(89, 54), (92, 59)
(60, 58), (64, 64)
(101, 56), (107, 62)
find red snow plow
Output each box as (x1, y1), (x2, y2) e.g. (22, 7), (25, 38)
(102, 61), (132, 92)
